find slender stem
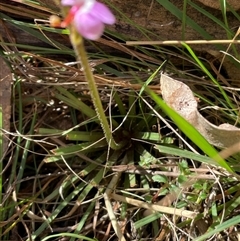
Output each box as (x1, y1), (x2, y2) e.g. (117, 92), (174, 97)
(68, 26), (121, 150)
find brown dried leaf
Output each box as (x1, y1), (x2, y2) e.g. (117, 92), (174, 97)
(196, 0), (240, 10)
(160, 74), (240, 148)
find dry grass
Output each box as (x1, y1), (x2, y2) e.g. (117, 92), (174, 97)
(1, 1), (240, 241)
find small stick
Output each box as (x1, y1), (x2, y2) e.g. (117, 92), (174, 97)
(126, 40), (240, 45)
(111, 193), (197, 219)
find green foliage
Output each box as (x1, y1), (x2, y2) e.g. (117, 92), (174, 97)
(1, 0), (240, 240)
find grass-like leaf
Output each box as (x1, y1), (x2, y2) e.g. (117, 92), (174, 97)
(144, 87), (233, 172)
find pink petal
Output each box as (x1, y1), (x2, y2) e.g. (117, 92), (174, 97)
(74, 12), (104, 40)
(61, 0), (92, 6)
(90, 2), (115, 25)
(61, 0), (77, 6)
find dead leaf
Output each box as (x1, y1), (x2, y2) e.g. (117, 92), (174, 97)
(160, 74), (240, 148)
(196, 0), (240, 10)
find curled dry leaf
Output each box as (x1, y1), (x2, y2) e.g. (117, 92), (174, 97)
(160, 74), (240, 148)
(196, 0), (240, 10)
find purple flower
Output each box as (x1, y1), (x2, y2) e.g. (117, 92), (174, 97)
(61, 0), (116, 40)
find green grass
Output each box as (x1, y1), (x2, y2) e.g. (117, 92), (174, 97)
(0, 0), (240, 240)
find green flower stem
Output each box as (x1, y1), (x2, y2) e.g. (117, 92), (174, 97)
(68, 25), (121, 150)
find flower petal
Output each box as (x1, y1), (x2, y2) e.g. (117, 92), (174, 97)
(74, 12), (104, 40)
(90, 2), (115, 25)
(61, 0), (95, 6)
(61, 0), (77, 6)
